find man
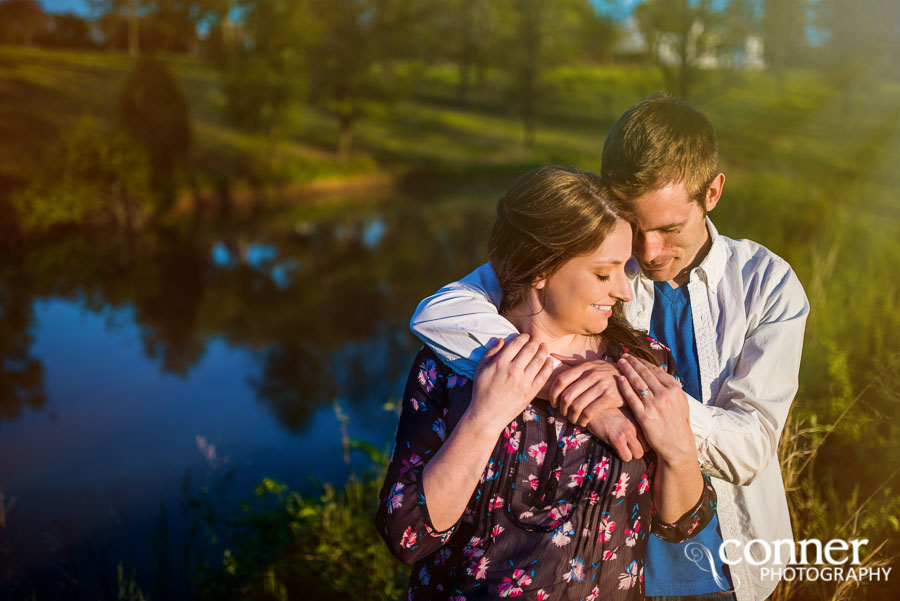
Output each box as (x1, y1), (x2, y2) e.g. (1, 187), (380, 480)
(409, 94), (809, 601)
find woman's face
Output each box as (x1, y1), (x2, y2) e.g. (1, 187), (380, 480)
(534, 220), (634, 336)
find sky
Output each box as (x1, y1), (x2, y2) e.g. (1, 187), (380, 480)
(39, 0), (642, 19)
(42, 0), (92, 16)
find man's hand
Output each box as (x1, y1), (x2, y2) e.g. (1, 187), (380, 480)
(582, 406), (648, 462)
(547, 359), (625, 427)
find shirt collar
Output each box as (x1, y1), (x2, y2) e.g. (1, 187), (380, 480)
(697, 217), (726, 290)
(626, 217), (727, 291)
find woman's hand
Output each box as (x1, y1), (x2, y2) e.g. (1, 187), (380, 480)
(615, 354), (696, 467)
(467, 333), (555, 435)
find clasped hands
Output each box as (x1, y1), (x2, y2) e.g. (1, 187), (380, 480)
(470, 334), (693, 464)
(546, 352), (693, 463)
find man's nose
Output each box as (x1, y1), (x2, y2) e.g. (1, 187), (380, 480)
(635, 231), (662, 262)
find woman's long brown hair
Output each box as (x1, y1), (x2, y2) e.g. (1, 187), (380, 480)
(488, 165), (659, 366)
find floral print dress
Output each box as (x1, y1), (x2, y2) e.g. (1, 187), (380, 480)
(376, 343), (716, 601)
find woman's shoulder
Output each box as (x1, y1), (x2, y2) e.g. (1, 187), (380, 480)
(411, 346), (452, 375)
(408, 346), (471, 395)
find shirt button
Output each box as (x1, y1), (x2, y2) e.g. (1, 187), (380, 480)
(638, 312), (647, 319)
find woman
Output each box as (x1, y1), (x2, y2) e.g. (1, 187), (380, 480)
(376, 166), (715, 600)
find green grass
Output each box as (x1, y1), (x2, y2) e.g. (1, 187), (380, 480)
(3, 46), (898, 211)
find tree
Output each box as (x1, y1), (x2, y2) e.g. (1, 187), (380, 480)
(12, 117), (154, 232)
(762, 0), (809, 95)
(141, 0), (203, 52)
(34, 13), (97, 49)
(0, 0), (48, 46)
(428, 0), (500, 105)
(634, 0), (759, 99)
(214, 0), (319, 169)
(306, 0), (427, 159)
(120, 57), (192, 210)
(499, 0), (603, 146)
(91, 0), (142, 55)
(634, 0), (718, 99)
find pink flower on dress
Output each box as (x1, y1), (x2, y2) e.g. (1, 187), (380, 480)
(522, 405), (539, 421)
(588, 492), (600, 505)
(488, 494), (505, 512)
(463, 536), (483, 559)
(549, 502), (573, 524)
(491, 525), (505, 539)
(482, 459), (497, 482)
(417, 359), (439, 392)
(536, 590), (550, 600)
(638, 472), (650, 494)
(560, 431), (590, 455)
(498, 568), (532, 597)
(472, 556), (490, 580)
(602, 548), (618, 561)
(400, 526), (418, 549)
(613, 472), (630, 498)
(594, 455), (610, 481)
(447, 374), (468, 388)
(582, 586), (600, 601)
(400, 453), (423, 473)
(598, 516), (616, 543)
(503, 423), (521, 453)
(528, 441), (547, 466)
(625, 519), (641, 547)
(387, 482), (404, 513)
(563, 558), (586, 583)
(526, 474), (539, 490)
(648, 337), (667, 351)
(618, 560), (640, 590)
(568, 463), (588, 488)
(550, 520), (575, 547)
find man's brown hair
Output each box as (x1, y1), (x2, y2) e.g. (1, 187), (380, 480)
(601, 93), (718, 207)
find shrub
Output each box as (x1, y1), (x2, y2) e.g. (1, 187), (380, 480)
(12, 116), (154, 233)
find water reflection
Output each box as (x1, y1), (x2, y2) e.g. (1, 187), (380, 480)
(0, 183), (502, 598)
(0, 281), (45, 420)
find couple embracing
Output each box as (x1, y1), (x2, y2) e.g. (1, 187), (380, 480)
(376, 94), (809, 601)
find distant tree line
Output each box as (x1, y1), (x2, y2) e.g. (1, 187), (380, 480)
(2, 0), (898, 236)
(1, 1), (896, 108)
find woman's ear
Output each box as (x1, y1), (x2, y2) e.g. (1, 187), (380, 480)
(533, 276), (547, 290)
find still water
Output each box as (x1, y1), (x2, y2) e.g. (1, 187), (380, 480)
(0, 182), (503, 597)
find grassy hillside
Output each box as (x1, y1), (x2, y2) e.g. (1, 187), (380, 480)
(2, 47), (898, 206)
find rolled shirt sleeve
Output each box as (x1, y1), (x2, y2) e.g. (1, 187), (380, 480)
(410, 263), (517, 379)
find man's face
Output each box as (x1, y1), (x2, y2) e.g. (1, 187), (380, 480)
(630, 179), (720, 284)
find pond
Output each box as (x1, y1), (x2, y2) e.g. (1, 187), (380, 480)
(0, 181), (506, 598)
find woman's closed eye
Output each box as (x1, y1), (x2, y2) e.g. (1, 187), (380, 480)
(596, 274), (610, 281)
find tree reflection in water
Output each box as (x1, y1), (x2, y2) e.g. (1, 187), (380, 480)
(0, 185), (502, 597)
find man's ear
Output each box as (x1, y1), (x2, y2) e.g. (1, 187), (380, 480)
(705, 173), (725, 212)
